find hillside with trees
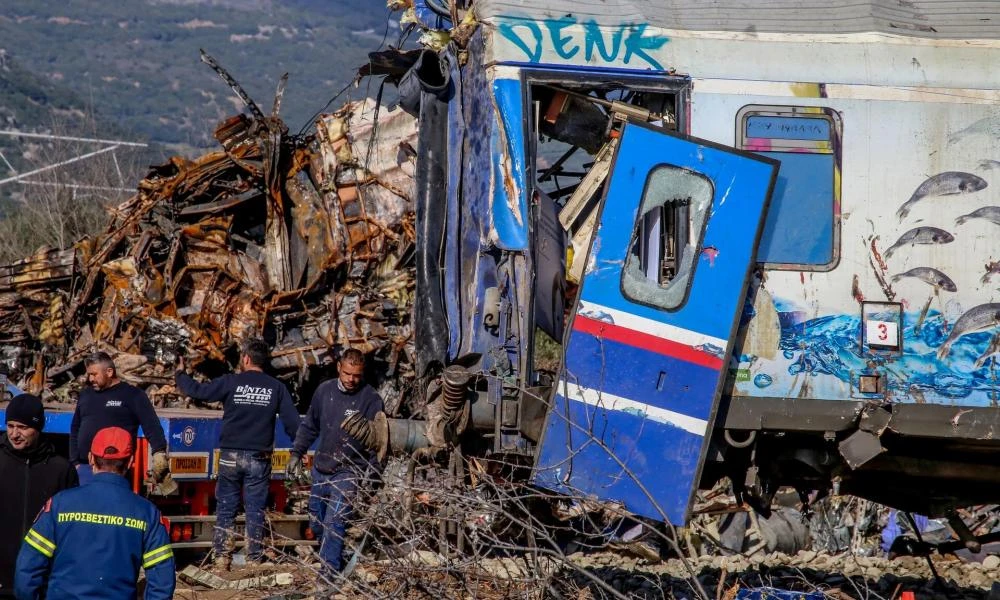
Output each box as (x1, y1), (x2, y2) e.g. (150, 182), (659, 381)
(0, 0), (391, 150)
(0, 0), (393, 261)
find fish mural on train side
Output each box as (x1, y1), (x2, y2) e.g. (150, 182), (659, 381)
(737, 161), (1000, 406)
(955, 206), (1000, 227)
(895, 172), (987, 219)
(735, 299), (1000, 407)
(883, 227), (955, 259)
(890, 267), (957, 293)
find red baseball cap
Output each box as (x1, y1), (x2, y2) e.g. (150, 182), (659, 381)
(90, 427), (133, 459)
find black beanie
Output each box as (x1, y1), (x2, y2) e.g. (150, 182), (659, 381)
(6, 394), (44, 431)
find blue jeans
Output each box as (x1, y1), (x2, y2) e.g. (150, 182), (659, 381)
(215, 449), (272, 559)
(308, 467), (358, 575)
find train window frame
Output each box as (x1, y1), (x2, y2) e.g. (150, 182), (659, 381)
(736, 105), (842, 272)
(620, 164), (714, 312)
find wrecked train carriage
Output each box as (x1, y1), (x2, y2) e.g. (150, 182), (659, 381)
(1, 99), (419, 408)
(348, 0), (1000, 536)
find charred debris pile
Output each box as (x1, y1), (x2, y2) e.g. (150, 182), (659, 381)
(0, 69), (420, 412)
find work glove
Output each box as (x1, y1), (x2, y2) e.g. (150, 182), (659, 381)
(146, 451), (178, 495)
(341, 411), (388, 462)
(151, 451), (170, 482)
(286, 453), (305, 483)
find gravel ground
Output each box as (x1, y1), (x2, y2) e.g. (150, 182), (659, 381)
(558, 550), (1000, 599)
(170, 549), (1000, 599)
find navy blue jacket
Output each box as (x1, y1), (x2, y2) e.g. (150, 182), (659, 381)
(14, 472), (175, 600)
(69, 383), (167, 466)
(176, 370), (300, 452)
(292, 381), (383, 473)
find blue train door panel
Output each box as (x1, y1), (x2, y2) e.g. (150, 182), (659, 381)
(531, 122), (777, 525)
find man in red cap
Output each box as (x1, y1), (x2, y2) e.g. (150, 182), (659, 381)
(13, 426), (175, 599)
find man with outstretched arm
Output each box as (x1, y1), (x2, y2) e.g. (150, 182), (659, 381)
(14, 426), (175, 600)
(69, 352), (169, 486)
(175, 337), (300, 569)
(287, 348), (383, 581)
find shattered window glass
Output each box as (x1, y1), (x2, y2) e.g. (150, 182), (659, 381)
(622, 166), (712, 311)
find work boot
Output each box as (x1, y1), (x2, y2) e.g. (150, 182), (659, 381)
(212, 553), (232, 572)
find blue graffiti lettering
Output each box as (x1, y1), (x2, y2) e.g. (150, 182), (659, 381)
(622, 24), (668, 70)
(547, 17), (580, 60)
(498, 20), (543, 63)
(498, 17), (668, 69)
(584, 20), (622, 62)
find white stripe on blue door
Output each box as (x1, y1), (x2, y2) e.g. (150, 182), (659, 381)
(558, 382), (709, 436)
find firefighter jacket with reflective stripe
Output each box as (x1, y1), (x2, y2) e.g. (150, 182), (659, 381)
(13, 472), (175, 600)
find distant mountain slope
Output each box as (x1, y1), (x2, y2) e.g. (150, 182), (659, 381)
(0, 49), (87, 131)
(0, 0), (392, 149)
(0, 48), (153, 184)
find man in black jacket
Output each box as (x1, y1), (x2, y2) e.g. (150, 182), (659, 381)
(0, 394), (77, 598)
(69, 352), (170, 486)
(176, 337), (300, 569)
(287, 349), (383, 579)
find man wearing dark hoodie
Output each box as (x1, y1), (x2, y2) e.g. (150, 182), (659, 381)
(175, 337), (300, 570)
(0, 394), (77, 598)
(287, 349), (383, 581)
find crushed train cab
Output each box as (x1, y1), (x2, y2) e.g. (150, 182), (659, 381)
(367, 0), (1000, 537)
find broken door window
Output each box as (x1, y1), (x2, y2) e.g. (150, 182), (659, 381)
(622, 166), (713, 311)
(524, 78), (680, 377)
(527, 80), (678, 287)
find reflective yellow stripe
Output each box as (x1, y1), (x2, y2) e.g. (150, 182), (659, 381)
(24, 536), (53, 558)
(26, 530), (55, 552)
(143, 551), (173, 568)
(142, 545), (173, 568)
(142, 544), (172, 561)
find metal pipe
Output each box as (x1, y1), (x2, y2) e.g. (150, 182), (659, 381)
(387, 417), (431, 454)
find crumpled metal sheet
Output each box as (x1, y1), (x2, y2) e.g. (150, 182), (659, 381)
(0, 98), (419, 408)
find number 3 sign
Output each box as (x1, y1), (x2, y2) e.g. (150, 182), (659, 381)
(865, 320), (897, 346)
(860, 302), (903, 352)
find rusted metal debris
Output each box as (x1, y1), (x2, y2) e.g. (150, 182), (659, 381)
(0, 96), (419, 409)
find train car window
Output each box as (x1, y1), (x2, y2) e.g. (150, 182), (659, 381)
(621, 165), (713, 310)
(736, 105), (842, 270)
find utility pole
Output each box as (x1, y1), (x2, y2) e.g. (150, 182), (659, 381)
(0, 130), (147, 193)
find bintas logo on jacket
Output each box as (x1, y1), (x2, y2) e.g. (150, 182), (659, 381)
(105, 400), (123, 407)
(233, 385), (274, 407)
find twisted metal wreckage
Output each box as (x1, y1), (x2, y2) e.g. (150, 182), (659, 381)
(0, 59), (420, 412)
(7, 0), (1000, 568)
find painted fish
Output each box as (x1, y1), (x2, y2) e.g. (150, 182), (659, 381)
(890, 267), (957, 292)
(936, 303), (1000, 360)
(895, 172), (988, 219)
(978, 159), (1000, 171)
(974, 332), (1000, 369)
(983, 260), (1000, 284)
(956, 206), (1000, 227)
(948, 116), (1000, 145)
(883, 227), (954, 259)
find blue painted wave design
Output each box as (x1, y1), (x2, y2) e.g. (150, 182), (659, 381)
(768, 310), (1000, 403)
